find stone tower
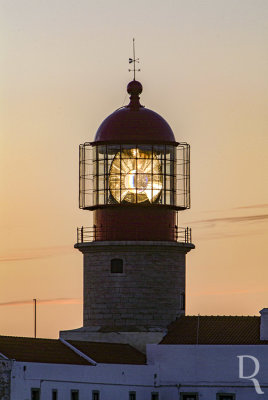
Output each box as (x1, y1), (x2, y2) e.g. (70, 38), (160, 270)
(61, 79), (194, 349)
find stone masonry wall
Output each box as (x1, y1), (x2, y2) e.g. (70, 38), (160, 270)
(78, 242), (191, 329)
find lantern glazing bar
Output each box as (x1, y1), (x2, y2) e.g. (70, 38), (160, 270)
(79, 143), (190, 210)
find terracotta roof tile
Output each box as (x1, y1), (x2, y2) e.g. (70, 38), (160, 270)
(0, 336), (92, 365)
(160, 316), (268, 345)
(68, 340), (146, 364)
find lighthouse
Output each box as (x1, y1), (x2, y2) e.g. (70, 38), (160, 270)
(61, 77), (194, 348)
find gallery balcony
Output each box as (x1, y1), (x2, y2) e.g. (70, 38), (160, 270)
(76, 225), (192, 244)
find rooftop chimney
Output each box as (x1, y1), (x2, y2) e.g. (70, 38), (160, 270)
(260, 308), (268, 340)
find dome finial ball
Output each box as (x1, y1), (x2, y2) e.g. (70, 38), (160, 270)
(127, 80), (143, 96)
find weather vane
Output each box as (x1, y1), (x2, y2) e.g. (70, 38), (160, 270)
(128, 38), (140, 80)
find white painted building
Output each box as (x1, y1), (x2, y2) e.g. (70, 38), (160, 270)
(1, 311), (268, 400)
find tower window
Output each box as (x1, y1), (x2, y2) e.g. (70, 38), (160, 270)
(151, 392), (159, 400)
(111, 258), (123, 273)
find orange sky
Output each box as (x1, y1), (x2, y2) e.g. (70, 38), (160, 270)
(1, 0), (268, 338)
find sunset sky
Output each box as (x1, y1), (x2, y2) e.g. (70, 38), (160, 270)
(1, 0), (267, 338)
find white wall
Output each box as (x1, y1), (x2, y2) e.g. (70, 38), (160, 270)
(10, 361), (157, 400)
(147, 344), (268, 399)
(9, 344), (268, 400)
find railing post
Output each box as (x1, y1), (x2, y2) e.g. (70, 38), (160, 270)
(81, 226), (84, 243)
(185, 228), (187, 243)
(175, 225), (178, 242)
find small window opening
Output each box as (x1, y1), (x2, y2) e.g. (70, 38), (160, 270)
(71, 390), (79, 400)
(151, 392), (159, 400)
(52, 389), (58, 400)
(217, 395), (236, 400)
(92, 390), (100, 400)
(111, 258), (123, 273)
(31, 388), (40, 400)
(180, 393), (199, 400)
(129, 391), (136, 400)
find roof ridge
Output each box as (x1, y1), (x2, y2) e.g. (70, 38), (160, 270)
(60, 339), (96, 366)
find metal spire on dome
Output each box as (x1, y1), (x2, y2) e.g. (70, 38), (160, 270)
(128, 38), (140, 80)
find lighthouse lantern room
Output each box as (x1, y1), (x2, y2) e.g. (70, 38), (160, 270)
(78, 80), (191, 242)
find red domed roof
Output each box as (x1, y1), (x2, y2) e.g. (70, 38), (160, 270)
(93, 81), (176, 144)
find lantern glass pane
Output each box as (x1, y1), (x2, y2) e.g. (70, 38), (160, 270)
(79, 142), (190, 210)
(109, 148), (163, 204)
(98, 161), (104, 175)
(98, 191), (105, 205)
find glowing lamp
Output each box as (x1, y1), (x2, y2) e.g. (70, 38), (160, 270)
(109, 148), (162, 204)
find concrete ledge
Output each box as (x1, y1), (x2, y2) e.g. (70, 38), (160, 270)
(75, 241), (195, 252)
(60, 326), (167, 352)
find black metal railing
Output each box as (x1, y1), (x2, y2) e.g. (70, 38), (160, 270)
(77, 226), (192, 244)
